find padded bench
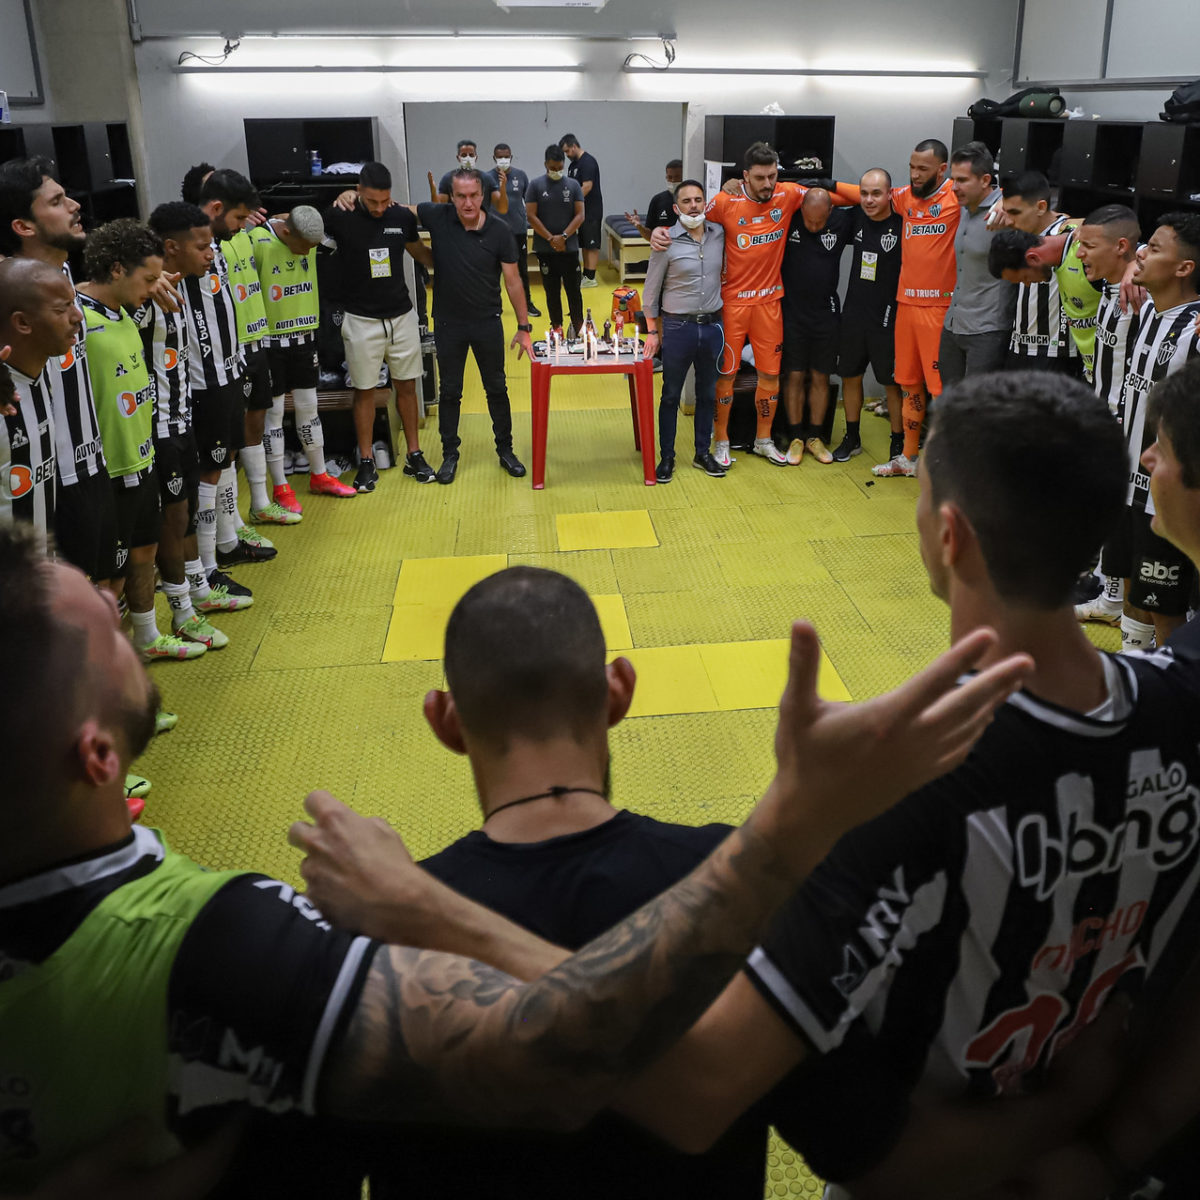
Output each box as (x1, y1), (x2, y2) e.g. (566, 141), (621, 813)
(283, 387), (410, 462)
(603, 214), (650, 283)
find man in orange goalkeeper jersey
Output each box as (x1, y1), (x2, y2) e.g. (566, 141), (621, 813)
(834, 139), (960, 477)
(651, 142), (845, 469)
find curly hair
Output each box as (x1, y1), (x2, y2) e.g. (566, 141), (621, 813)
(82, 219), (164, 283)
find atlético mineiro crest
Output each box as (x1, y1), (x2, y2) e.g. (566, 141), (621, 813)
(930, 203), (942, 217)
(1158, 340), (1177, 367)
(820, 232), (837, 251)
(213, 447), (227, 463)
(881, 232), (898, 252)
(167, 477), (183, 496)
(116, 547), (129, 569)
(770, 208), (783, 222)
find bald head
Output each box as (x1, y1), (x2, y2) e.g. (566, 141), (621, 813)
(0, 257), (65, 327)
(0, 256), (79, 373)
(802, 187), (833, 233)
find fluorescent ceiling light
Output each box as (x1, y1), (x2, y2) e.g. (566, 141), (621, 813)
(622, 64), (987, 77)
(175, 63), (583, 74)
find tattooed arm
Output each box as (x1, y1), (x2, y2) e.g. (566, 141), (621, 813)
(305, 623), (1030, 1128)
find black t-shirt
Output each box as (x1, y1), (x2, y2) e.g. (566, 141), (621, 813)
(416, 202), (517, 325)
(1167, 617), (1200, 661)
(844, 209), (904, 325)
(645, 188), (676, 231)
(781, 207), (854, 321)
(323, 202), (418, 320)
(366, 809), (771, 1200)
(569, 150), (603, 222)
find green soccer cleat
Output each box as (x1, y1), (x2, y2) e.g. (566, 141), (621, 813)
(250, 502), (302, 526)
(237, 525), (276, 551)
(173, 613), (229, 650)
(140, 633), (207, 662)
(125, 773), (151, 799)
(155, 710), (179, 735)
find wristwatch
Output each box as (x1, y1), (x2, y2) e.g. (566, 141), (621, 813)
(517, 323), (533, 332)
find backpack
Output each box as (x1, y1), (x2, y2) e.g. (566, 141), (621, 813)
(1161, 80), (1200, 123)
(969, 88), (1066, 119)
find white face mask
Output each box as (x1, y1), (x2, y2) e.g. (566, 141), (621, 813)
(547, 169), (564, 181)
(495, 157), (512, 170)
(678, 211), (705, 229)
(458, 154), (476, 168)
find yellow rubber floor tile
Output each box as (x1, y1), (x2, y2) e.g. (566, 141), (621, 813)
(392, 553), (508, 607)
(611, 545), (727, 593)
(556, 509), (658, 551)
(623, 589), (759, 648)
(381, 602), (455, 662)
(453, 513), (560, 556)
(716, 541), (833, 588)
(251, 606), (393, 672)
(591, 593), (633, 650)
(742, 501), (856, 542)
(651, 506), (768, 547)
(508, 549), (618, 593)
(611, 645), (720, 717)
(700, 638), (852, 710)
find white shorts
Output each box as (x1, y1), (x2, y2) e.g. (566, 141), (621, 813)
(341, 309), (422, 389)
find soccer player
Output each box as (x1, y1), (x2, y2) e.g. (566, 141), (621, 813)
(625, 158), (684, 241)
(0, 257), (71, 553)
(0, 522), (1026, 1193)
(526, 146), (585, 336)
(560, 134), (603, 286)
(833, 168), (904, 464)
(1108, 212), (1200, 650)
(834, 139), (961, 478)
(250, 205), (359, 497)
(780, 188), (855, 464)
(1073, 204), (1142, 629)
(484, 143), (539, 318)
(139, 202), (230, 653)
(0, 158), (112, 581)
(327, 162), (437, 489)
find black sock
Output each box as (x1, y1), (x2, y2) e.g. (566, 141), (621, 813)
(360, 455), (374, 465)
(583, 269), (596, 280)
(889, 432), (904, 457)
(845, 420), (860, 441)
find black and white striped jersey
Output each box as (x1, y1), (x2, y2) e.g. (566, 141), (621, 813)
(1092, 282), (1139, 421)
(1120, 297), (1200, 514)
(136, 302), (192, 439)
(1009, 214), (1075, 360)
(745, 650), (1200, 1186)
(42, 262), (105, 487)
(182, 241), (243, 392)
(1, 365), (57, 554)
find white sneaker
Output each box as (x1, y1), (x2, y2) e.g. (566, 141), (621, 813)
(752, 437), (788, 466)
(580, 276), (599, 289)
(292, 450), (310, 474)
(713, 440), (733, 468)
(1075, 598), (1122, 626)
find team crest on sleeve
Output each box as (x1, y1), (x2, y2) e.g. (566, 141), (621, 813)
(881, 232), (898, 252)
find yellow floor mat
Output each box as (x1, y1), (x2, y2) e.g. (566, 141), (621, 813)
(139, 267), (1121, 1197)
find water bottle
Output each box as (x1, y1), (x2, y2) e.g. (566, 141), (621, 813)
(309, 149), (322, 176)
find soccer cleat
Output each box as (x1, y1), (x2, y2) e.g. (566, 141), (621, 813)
(832, 434), (862, 462)
(403, 451), (435, 483)
(217, 541), (276, 568)
(786, 438), (805, 466)
(805, 437), (834, 465)
(126, 773), (152, 799)
(1075, 598), (1123, 626)
(354, 459), (379, 493)
(752, 437), (788, 466)
(250, 501), (302, 526)
(140, 633), (207, 662)
(309, 471), (357, 498)
(273, 483), (303, 514)
(655, 457), (675, 483)
(238, 525), (275, 551)
(126, 794), (146, 821)
(173, 613), (229, 650)
(155, 710), (178, 736)
(872, 453), (919, 478)
(198, 569), (253, 611)
(713, 440), (734, 468)
(692, 452), (727, 477)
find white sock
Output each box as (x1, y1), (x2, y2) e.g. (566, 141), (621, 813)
(163, 580), (195, 627)
(131, 609), (160, 647)
(1103, 575), (1125, 605)
(264, 394), (287, 487)
(186, 557), (211, 601)
(1120, 615), (1155, 653)
(196, 482), (218, 573)
(293, 387), (326, 475)
(241, 443), (270, 512)
(216, 467), (239, 554)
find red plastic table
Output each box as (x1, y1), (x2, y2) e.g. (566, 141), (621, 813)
(529, 353), (656, 489)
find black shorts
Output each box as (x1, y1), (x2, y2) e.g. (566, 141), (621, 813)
(154, 429), (200, 519)
(838, 309), (895, 385)
(267, 339), (320, 395)
(579, 218), (602, 252)
(1004, 350), (1083, 377)
(109, 468), (161, 577)
(1104, 504), (1196, 616)
(192, 377), (248, 472)
(243, 344), (274, 411)
(782, 311), (839, 376)
(55, 467), (117, 581)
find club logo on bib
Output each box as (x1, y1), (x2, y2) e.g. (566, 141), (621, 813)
(164, 348), (179, 370)
(119, 392), (138, 417)
(9, 464), (32, 498)
(167, 476), (184, 496)
(212, 447), (227, 464)
(236, 284), (248, 301)
(209, 273), (222, 294)
(820, 231), (838, 251)
(880, 232), (898, 253)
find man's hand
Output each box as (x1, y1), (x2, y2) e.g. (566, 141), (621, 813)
(333, 189), (357, 213)
(642, 331), (660, 358)
(649, 225), (672, 252)
(721, 178), (741, 195)
(624, 210), (640, 226)
(511, 329), (533, 360)
(150, 272), (182, 314)
(244, 205), (269, 229)
(1119, 257), (1146, 313)
(550, 233), (567, 252)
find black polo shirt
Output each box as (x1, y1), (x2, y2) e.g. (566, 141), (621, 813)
(568, 150), (603, 222)
(322, 202), (418, 320)
(646, 188), (676, 231)
(416, 202), (518, 325)
(781, 206), (855, 321)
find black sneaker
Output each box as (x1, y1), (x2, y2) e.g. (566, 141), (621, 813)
(655, 457), (675, 483)
(436, 454), (459, 485)
(206, 568), (253, 600)
(498, 449), (526, 478)
(217, 541), (276, 567)
(354, 458), (379, 494)
(832, 435), (862, 462)
(527, 302), (542, 318)
(403, 450), (435, 483)
(692, 452), (727, 477)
